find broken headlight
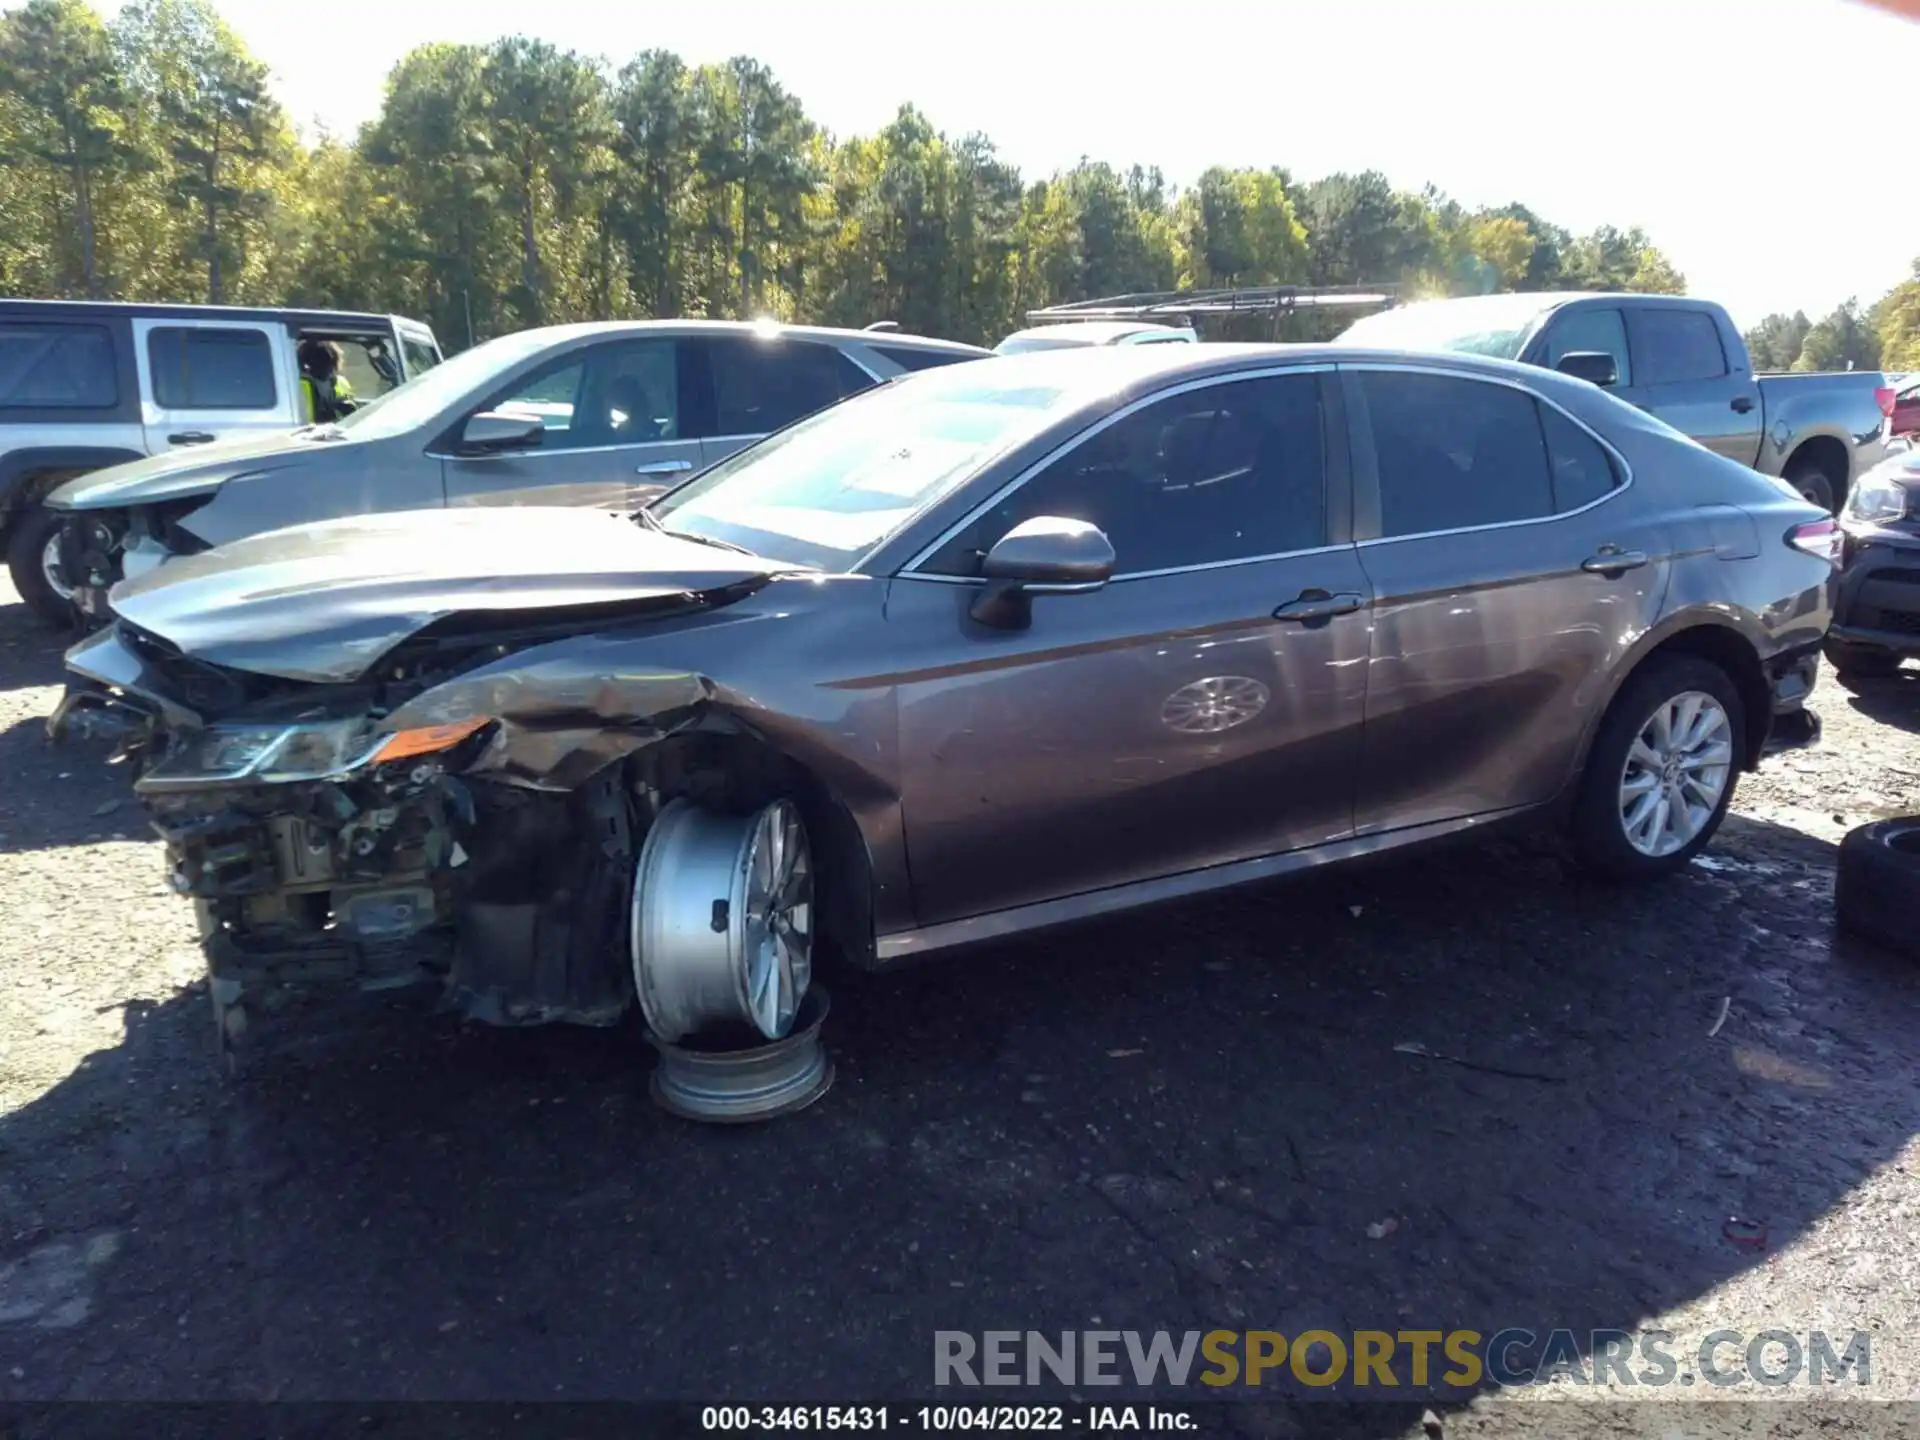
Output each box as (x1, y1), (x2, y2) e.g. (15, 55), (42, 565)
(139, 720), (381, 791)
(137, 716), (495, 792)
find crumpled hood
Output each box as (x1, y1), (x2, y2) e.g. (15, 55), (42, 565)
(107, 506), (794, 684)
(47, 428), (344, 510)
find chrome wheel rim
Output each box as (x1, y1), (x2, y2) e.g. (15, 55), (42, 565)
(1618, 690), (1734, 857)
(1160, 675), (1270, 733)
(631, 797), (814, 1044)
(41, 534), (75, 602)
(738, 799), (812, 1039)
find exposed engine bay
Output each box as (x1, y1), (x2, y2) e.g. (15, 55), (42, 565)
(54, 589), (837, 1060)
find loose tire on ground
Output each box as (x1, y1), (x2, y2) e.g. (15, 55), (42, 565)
(1835, 817), (1920, 961)
(1571, 654), (1746, 881)
(4, 502), (75, 627)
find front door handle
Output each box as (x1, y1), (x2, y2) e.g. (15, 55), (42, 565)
(1582, 547), (1650, 576)
(636, 459), (694, 476)
(1731, 395), (1756, 414)
(1273, 590), (1363, 622)
(167, 431), (215, 445)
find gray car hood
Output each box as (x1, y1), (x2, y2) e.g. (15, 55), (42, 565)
(48, 428), (348, 510)
(108, 506), (794, 684)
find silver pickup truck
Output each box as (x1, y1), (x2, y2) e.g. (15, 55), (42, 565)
(1337, 292), (1893, 512)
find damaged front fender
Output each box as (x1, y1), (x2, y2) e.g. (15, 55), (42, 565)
(382, 638), (720, 791)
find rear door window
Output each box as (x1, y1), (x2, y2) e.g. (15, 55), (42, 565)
(1358, 370), (1554, 536)
(0, 323), (117, 408)
(703, 338), (870, 437)
(147, 326), (277, 409)
(1632, 309), (1729, 386)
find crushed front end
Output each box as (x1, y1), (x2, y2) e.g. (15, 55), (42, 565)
(61, 620), (646, 1059)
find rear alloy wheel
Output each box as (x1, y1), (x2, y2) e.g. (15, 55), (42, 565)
(4, 503), (77, 626)
(1572, 656), (1745, 879)
(1835, 817), (1920, 961)
(630, 796), (814, 1043)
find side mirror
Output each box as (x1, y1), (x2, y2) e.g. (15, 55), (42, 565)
(969, 515), (1115, 629)
(460, 410), (545, 453)
(1554, 351), (1619, 388)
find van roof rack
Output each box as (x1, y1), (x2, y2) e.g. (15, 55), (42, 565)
(1025, 283), (1398, 335)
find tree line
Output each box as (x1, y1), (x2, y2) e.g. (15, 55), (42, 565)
(1746, 277), (1920, 376)
(13, 0), (1898, 362)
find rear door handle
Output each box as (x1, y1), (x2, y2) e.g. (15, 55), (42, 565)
(1274, 590), (1363, 622)
(167, 431), (215, 445)
(1582, 548), (1650, 576)
(636, 459), (694, 476)
(1731, 395), (1756, 414)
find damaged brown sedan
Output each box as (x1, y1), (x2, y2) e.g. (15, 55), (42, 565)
(54, 345), (1836, 1062)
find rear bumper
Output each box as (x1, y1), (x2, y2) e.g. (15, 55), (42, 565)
(1831, 528), (1920, 656)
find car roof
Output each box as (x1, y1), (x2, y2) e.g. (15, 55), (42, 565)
(1369, 291), (1707, 321)
(997, 321), (1188, 347)
(496, 317), (989, 355)
(0, 297), (406, 329)
(968, 339), (1581, 390)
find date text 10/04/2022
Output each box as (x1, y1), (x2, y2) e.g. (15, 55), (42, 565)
(700, 1406), (1198, 1431)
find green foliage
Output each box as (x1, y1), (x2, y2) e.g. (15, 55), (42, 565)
(1870, 261), (1920, 374)
(0, 0), (130, 295)
(1748, 296), (1892, 375)
(118, 0), (289, 302)
(0, 0), (1837, 354)
(1793, 299), (1880, 373)
(1745, 311), (1813, 372)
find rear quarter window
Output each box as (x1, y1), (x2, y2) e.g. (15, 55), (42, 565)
(0, 323), (117, 409)
(1539, 404), (1622, 510)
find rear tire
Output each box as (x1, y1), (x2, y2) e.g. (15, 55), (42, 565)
(4, 503), (76, 627)
(1784, 457), (1838, 514)
(1825, 639), (1903, 686)
(1571, 655), (1746, 881)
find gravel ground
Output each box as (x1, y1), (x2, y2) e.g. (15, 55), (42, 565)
(1, 571), (1917, 1439)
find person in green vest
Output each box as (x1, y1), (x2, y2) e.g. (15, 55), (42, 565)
(298, 338), (358, 424)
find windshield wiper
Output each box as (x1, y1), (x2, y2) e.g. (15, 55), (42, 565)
(631, 507), (760, 557)
(672, 529), (759, 557)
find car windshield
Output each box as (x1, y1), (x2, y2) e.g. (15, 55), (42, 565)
(651, 367), (1092, 569)
(1334, 294), (1551, 360)
(334, 329), (561, 439)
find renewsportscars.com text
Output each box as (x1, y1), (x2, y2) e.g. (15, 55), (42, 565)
(933, 1328), (1872, 1390)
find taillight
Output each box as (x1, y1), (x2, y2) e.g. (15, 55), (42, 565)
(1875, 386), (1897, 419)
(1787, 517), (1842, 565)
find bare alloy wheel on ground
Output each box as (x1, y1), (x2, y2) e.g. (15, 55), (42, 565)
(1, 571), (1918, 1438)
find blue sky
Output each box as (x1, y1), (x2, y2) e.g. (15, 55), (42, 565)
(142, 0), (1920, 332)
